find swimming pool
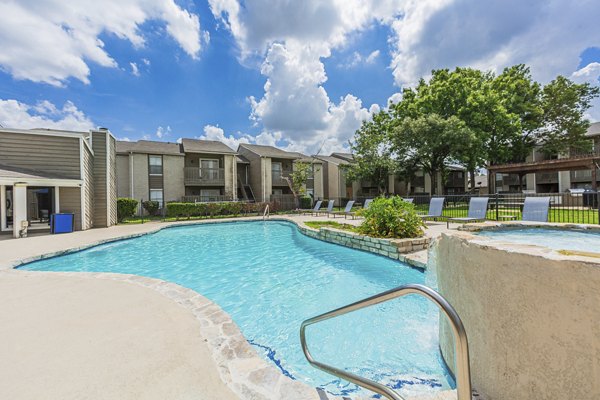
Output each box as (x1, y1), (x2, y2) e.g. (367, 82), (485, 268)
(477, 227), (600, 253)
(20, 220), (451, 397)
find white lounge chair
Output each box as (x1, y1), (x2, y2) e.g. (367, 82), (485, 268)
(332, 200), (355, 219)
(420, 197), (445, 221)
(447, 197), (489, 228)
(522, 197), (550, 222)
(314, 200), (335, 217)
(300, 200), (322, 215)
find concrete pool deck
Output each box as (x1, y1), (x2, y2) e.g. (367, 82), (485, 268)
(0, 215), (464, 400)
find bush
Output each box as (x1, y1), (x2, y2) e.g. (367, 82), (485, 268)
(166, 201), (247, 220)
(117, 198), (138, 222)
(299, 196), (312, 209)
(357, 196), (425, 238)
(142, 200), (159, 216)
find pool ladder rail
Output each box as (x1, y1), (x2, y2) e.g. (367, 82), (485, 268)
(300, 283), (472, 400)
(263, 204), (270, 220)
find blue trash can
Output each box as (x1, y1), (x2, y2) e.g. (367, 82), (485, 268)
(50, 213), (74, 234)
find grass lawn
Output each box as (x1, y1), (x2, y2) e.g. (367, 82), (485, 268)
(413, 204), (600, 224)
(304, 220), (361, 233)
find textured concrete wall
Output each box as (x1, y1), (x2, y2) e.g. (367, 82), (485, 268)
(116, 155), (130, 198)
(224, 155), (235, 199)
(163, 155), (184, 202)
(433, 232), (600, 400)
(131, 154), (149, 201)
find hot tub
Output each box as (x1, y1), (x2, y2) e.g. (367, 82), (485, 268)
(431, 222), (600, 400)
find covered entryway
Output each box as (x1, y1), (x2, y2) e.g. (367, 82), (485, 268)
(0, 165), (82, 238)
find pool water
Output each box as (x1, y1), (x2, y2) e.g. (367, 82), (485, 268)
(21, 221), (452, 397)
(478, 227), (600, 253)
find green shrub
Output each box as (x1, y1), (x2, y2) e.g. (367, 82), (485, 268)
(299, 196), (312, 209)
(142, 200), (159, 216)
(166, 201), (247, 220)
(357, 196), (425, 238)
(117, 198), (138, 222)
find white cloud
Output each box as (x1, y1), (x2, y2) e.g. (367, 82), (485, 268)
(130, 62), (140, 77)
(155, 125), (171, 138)
(571, 62), (600, 85)
(119, 137), (131, 141)
(0, 0), (205, 86)
(0, 99), (94, 131)
(199, 124), (253, 150)
(142, 58), (151, 66)
(342, 49), (380, 69)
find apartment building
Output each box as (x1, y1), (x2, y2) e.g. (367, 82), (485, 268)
(314, 154), (361, 199)
(394, 165), (468, 195)
(116, 139), (238, 204)
(0, 127), (117, 238)
(237, 144), (324, 202)
(490, 122), (600, 193)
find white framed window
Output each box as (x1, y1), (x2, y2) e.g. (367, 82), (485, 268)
(200, 159), (220, 180)
(149, 155), (163, 175)
(149, 189), (163, 207)
(272, 162), (282, 178)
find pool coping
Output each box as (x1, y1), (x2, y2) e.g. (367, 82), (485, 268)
(452, 221), (600, 265)
(2, 216), (456, 400)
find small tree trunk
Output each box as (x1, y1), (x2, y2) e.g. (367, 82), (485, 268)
(430, 170), (438, 195)
(469, 169), (476, 191)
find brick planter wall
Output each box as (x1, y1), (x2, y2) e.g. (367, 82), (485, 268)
(297, 224), (429, 261)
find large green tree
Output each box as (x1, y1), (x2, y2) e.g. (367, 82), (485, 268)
(348, 110), (395, 194)
(392, 114), (472, 195)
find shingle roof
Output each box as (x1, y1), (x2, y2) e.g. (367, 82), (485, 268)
(330, 152), (354, 162)
(586, 122), (600, 137)
(181, 139), (236, 154)
(313, 155), (351, 166)
(238, 144), (300, 159)
(236, 155), (250, 164)
(116, 140), (182, 155)
(0, 164), (75, 181)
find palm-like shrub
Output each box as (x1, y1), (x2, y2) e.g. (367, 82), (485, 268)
(357, 196), (425, 238)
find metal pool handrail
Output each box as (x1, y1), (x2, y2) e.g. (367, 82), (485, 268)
(263, 204), (270, 220)
(299, 283), (472, 400)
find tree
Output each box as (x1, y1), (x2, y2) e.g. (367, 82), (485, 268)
(392, 114), (472, 195)
(284, 161), (314, 207)
(348, 110), (396, 194)
(537, 76), (600, 156)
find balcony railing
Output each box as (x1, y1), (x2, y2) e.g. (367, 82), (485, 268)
(184, 167), (225, 185)
(272, 169), (292, 186)
(181, 195), (232, 203)
(536, 172), (558, 184)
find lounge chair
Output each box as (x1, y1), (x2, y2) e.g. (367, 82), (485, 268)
(331, 200), (355, 219)
(300, 200), (322, 215)
(420, 197), (445, 221)
(349, 198), (373, 219)
(447, 197), (489, 228)
(403, 198), (414, 203)
(522, 197), (550, 222)
(314, 200), (335, 217)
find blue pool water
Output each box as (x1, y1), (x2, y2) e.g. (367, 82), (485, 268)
(21, 221), (451, 397)
(478, 227), (600, 253)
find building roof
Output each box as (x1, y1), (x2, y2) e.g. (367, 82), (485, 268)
(586, 121), (600, 137)
(330, 152), (354, 162)
(0, 164), (77, 181)
(116, 140), (182, 155)
(181, 139), (236, 154)
(236, 155), (250, 164)
(313, 155), (351, 166)
(238, 143), (301, 159)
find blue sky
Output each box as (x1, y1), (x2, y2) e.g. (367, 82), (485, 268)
(0, 0), (599, 154)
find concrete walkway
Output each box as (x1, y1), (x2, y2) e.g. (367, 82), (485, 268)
(0, 270), (239, 400)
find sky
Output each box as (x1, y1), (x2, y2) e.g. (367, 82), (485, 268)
(0, 0), (599, 155)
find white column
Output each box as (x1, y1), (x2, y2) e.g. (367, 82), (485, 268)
(54, 186), (60, 213)
(0, 185), (6, 232)
(12, 184), (27, 238)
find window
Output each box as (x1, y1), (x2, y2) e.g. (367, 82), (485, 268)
(150, 189), (163, 207)
(272, 188), (283, 195)
(272, 162), (282, 179)
(149, 155), (163, 175)
(200, 159), (220, 180)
